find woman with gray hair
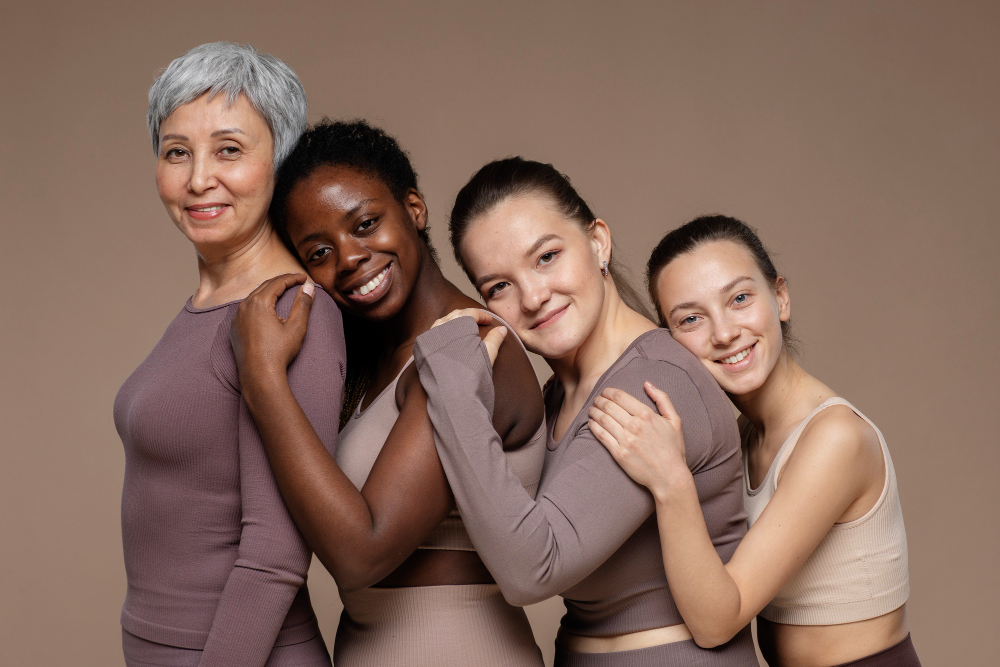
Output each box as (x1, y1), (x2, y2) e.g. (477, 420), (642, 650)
(114, 42), (345, 666)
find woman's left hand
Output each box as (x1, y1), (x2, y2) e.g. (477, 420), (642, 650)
(230, 273), (316, 388)
(588, 381), (690, 499)
(430, 308), (508, 366)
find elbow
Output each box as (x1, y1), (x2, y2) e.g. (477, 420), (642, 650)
(689, 623), (741, 649)
(496, 576), (552, 607)
(316, 550), (395, 593)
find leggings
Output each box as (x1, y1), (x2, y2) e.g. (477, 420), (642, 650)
(553, 625), (757, 667)
(122, 629), (331, 667)
(832, 634), (921, 667)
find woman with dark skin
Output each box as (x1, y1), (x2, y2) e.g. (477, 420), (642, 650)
(229, 120), (546, 666)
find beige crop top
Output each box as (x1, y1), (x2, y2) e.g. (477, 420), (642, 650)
(743, 397), (910, 625)
(336, 322), (545, 552)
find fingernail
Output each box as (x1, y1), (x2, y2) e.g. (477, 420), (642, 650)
(498, 326), (508, 337)
(303, 282), (315, 297)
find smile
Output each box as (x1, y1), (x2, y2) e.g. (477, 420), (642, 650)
(716, 343), (755, 365)
(185, 203), (230, 220)
(353, 265), (389, 296)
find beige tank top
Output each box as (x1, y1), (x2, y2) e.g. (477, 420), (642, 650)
(336, 317), (545, 551)
(743, 397), (910, 625)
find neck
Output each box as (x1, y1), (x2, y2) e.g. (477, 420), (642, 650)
(731, 349), (815, 442)
(548, 278), (656, 396)
(380, 246), (474, 351)
(191, 222), (300, 308)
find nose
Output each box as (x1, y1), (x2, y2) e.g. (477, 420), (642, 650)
(188, 152), (218, 194)
(519, 275), (551, 314)
(710, 314), (740, 347)
(336, 236), (371, 276)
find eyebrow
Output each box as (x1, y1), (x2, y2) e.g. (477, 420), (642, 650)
(294, 198), (378, 248)
(474, 233), (562, 289)
(667, 275), (755, 319)
(159, 128), (246, 143)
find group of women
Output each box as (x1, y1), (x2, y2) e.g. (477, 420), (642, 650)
(115, 42), (920, 667)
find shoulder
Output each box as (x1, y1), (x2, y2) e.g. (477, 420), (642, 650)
(489, 320), (545, 446)
(782, 404), (883, 485)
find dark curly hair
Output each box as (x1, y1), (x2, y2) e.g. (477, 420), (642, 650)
(270, 119), (436, 427)
(647, 214), (797, 353)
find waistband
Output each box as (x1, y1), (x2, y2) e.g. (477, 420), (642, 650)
(831, 634), (921, 667)
(556, 623), (692, 653)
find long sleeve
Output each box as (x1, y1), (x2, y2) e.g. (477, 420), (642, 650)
(199, 291), (345, 666)
(414, 318), (720, 608)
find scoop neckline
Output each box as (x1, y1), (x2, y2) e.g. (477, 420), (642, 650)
(355, 358), (414, 419)
(184, 296), (243, 313)
(546, 327), (662, 451)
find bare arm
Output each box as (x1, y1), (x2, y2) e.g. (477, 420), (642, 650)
(231, 276), (541, 591)
(589, 385), (883, 647)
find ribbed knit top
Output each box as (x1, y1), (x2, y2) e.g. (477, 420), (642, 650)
(414, 320), (751, 645)
(115, 289), (345, 665)
(337, 333), (546, 551)
(743, 397), (910, 625)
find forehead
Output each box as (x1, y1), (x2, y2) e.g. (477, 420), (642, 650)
(656, 240), (762, 304)
(461, 194), (583, 273)
(292, 165), (390, 213)
(160, 91), (268, 136)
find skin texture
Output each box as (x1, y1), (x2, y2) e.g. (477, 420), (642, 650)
(230, 166), (543, 591)
(588, 240), (908, 665)
(156, 92), (300, 306)
(460, 194), (655, 439)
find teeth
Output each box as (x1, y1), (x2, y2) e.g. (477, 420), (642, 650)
(353, 266), (389, 296)
(721, 347), (751, 364)
(192, 205), (225, 212)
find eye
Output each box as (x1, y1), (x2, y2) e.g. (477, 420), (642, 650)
(306, 246), (332, 264)
(486, 281), (509, 299)
(357, 217), (379, 233)
(674, 313), (702, 330)
(219, 145), (241, 157)
(164, 147), (187, 160)
(732, 292), (751, 306)
(538, 250), (559, 265)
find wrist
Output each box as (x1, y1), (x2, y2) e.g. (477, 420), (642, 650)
(241, 365), (290, 399)
(650, 468), (697, 506)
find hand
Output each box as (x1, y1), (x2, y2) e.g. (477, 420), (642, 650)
(587, 381), (689, 498)
(230, 274), (316, 388)
(430, 308), (508, 366)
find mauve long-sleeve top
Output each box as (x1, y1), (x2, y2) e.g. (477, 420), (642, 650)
(115, 289), (345, 665)
(414, 319), (747, 636)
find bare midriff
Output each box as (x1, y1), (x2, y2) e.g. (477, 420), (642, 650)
(372, 549), (494, 588)
(757, 605), (908, 667)
(556, 623), (693, 653)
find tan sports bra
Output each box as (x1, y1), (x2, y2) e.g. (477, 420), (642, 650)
(335, 314), (545, 551)
(743, 397), (910, 625)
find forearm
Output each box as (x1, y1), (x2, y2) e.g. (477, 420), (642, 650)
(652, 474), (749, 647)
(242, 373), (426, 590)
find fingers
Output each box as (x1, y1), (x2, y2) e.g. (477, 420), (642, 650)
(249, 273), (309, 305)
(592, 393), (634, 426)
(587, 404), (626, 443)
(644, 381), (680, 422)
(431, 308), (494, 329)
(482, 325), (508, 366)
(587, 417), (620, 453)
(598, 388), (652, 418)
(285, 282), (316, 341)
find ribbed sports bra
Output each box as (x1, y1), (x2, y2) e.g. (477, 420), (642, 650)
(335, 314), (546, 551)
(743, 397), (910, 625)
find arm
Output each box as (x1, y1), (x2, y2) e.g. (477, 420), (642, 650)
(198, 283), (343, 666)
(231, 278), (542, 591)
(413, 316), (705, 606)
(589, 385), (883, 647)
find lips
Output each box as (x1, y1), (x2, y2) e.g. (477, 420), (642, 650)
(530, 304), (568, 330)
(714, 342), (756, 371)
(343, 262), (393, 305)
(186, 203), (230, 220)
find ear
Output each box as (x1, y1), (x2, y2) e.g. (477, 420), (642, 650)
(589, 218), (612, 265)
(404, 188), (428, 232)
(775, 276), (791, 322)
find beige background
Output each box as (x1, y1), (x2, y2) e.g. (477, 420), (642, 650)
(2, 2), (997, 665)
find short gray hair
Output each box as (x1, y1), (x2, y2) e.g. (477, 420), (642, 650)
(147, 42), (307, 168)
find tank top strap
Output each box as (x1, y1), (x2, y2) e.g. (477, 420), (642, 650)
(769, 397), (851, 491)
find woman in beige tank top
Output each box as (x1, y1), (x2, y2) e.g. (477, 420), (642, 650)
(588, 216), (920, 667)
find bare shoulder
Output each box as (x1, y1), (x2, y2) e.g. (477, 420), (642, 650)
(489, 324), (545, 449)
(784, 404), (883, 485)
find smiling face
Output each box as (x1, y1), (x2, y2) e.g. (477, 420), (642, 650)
(655, 240), (790, 396)
(459, 194), (610, 360)
(155, 92), (275, 252)
(283, 165), (428, 321)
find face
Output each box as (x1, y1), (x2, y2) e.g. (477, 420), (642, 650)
(155, 92), (274, 252)
(284, 165), (428, 320)
(460, 194), (610, 360)
(654, 240), (790, 396)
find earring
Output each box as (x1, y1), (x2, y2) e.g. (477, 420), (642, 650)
(601, 260), (609, 277)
